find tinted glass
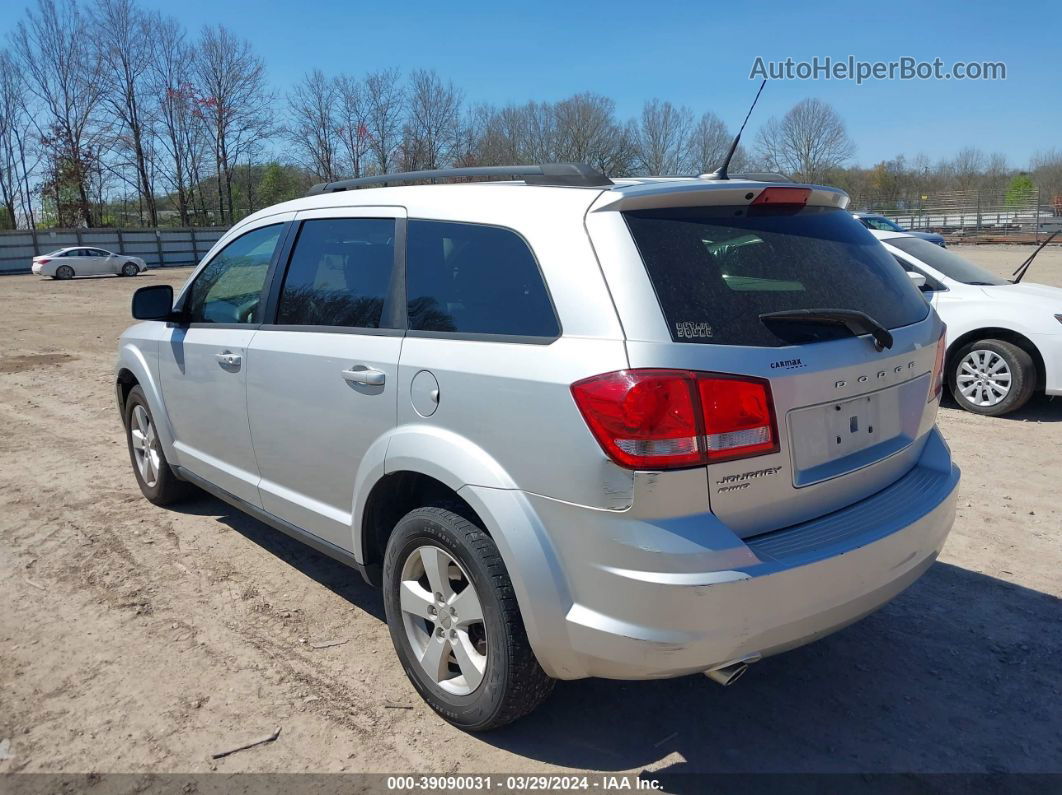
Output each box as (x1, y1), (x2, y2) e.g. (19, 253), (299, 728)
(406, 220), (559, 338)
(862, 216), (904, 232)
(275, 218), (395, 328)
(891, 254), (943, 292)
(185, 224), (281, 324)
(624, 205), (930, 347)
(888, 236), (1008, 285)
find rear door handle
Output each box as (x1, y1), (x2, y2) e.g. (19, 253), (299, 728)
(215, 351), (241, 368)
(341, 366), (386, 386)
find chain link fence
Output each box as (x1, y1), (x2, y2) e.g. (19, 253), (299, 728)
(862, 187), (1062, 243)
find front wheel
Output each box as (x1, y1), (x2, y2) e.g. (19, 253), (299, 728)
(123, 385), (193, 505)
(121, 261), (139, 276)
(949, 339), (1036, 416)
(383, 505), (554, 731)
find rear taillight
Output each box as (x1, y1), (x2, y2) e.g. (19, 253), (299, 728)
(37, 258), (50, 265)
(929, 331), (946, 403)
(571, 370), (778, 470)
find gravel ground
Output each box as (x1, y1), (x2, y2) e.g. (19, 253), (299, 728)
(0, 245), (1059, 775)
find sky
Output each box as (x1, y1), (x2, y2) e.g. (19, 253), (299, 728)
(2, 0), (1059, 169)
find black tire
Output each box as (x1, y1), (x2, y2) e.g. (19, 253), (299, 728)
(123, 385), (193, 505)
(383, 505), (554, 731)
(948, 338), (1037, 416)
(121, 261), (139, 277)
(56, 264), (75, 280)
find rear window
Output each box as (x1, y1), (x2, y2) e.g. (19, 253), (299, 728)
(888, 236), (1008, 286)
(624, 205), (930, 347)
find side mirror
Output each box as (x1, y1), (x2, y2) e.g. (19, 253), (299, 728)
(132, 285), (174, 321)
(906, 271), (927, 289)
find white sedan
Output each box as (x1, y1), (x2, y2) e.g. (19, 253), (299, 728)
(873, 229), (1062, 416)
(31, 247), (149, 279)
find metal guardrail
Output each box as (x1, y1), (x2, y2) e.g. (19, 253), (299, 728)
(0, 226), (229, 274)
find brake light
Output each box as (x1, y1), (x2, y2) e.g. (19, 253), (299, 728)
(929, 330), (946, 403)
(571, 370), (778, 470)
(750, 187), (811, 206)
(37, 258), (50, 265)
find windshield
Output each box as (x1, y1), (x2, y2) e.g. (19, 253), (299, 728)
(889, 237), (1009, 285)
(862, 216), (905, 232)
(624, 205), (930, 347)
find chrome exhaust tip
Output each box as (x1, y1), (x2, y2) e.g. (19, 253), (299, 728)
(704, 654), (761, 686)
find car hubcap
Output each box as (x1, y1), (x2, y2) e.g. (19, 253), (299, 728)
(130, 405), (160, 487)
(399, 545), (487, 695)
(956, 349), (1011, 407)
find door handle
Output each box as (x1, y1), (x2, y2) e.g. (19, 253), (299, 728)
(215, 351), (242, 368)
(341, 366), (386, 386)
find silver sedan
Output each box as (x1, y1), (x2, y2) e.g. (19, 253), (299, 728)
(31, 247), (149, 279)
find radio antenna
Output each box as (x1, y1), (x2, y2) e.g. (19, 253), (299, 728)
(702, 78), (767, 181)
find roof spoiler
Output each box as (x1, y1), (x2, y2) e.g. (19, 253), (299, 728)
(307, 163), (613, 195)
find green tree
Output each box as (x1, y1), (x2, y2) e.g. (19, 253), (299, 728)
(258, 162), (299, 206)
(1005, 173), (1035, 207)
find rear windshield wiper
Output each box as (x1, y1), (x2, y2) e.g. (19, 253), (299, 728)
(759, 308), (894, 351)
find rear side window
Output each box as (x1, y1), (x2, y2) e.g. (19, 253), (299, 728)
(624, 206), (929, 347)
(406, 220), (559, 339)
(276, 218), (396, 328)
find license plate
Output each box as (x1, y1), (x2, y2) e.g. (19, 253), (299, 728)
(788, 387), (906, 485)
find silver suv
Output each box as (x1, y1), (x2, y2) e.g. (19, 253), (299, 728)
(116, 164), (960, 730)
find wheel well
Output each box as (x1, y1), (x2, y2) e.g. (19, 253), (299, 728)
(116, 369), (139, 409)
(947, 328), (1045, 390)
(360, 472), (483, 578)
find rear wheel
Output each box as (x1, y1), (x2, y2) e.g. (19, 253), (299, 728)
(123, 385), (193, 505)
(56, 264), (75, 280)
(382, 505), (553, 731)
(949, 339), (1036, 416)
(121, 261), (139, 276)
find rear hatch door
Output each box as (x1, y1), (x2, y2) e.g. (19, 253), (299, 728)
(591, 187), (944, 536)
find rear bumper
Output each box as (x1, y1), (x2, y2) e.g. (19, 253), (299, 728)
(503, 428), (959, 680)
(31, 262), (43, 275)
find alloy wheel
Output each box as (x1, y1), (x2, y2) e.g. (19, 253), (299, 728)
(130, 404), (161, 487)
(399, 544), (488, 695)
(956, 349), (1011, 408)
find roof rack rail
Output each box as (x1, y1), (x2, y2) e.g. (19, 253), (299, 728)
(306, 163), (613, 195)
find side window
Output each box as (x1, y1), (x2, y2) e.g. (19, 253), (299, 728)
(275, 218), (395, 328)
(892, 255), (942, 292)
(185, 224), (282, 324)
(406, 220), (559, 339)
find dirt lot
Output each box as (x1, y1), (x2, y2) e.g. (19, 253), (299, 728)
(1, 245), (1060, 776)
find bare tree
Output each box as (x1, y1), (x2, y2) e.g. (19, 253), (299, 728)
(92, 0), (157, 224)
(634, 99), (692, 175)
(949, 147), (985, 194)
(363, 68), (404, 174)
(147, 14), (203, 225)
(553, 93), (633, 175)
(1030, 148), (1062, 205)
(286, 70), (340, 181)
(403, 69), (462, 171)
(757, 98), (854, 183)
(982, 151), (1009, 193)
(0, 49), (39, 228)
(13, 0), (105, 226)
(194, 24), (272, 223)
(336, 74), (369, 178)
